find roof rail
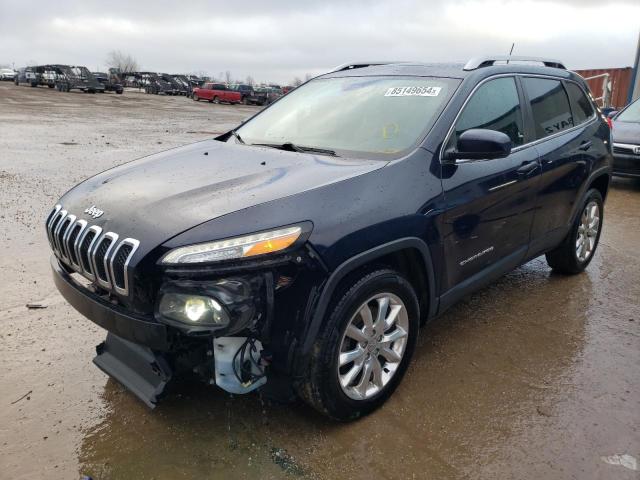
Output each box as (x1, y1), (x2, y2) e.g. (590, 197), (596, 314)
(330, 61), (405, 73)
(463, 56), (566, 71)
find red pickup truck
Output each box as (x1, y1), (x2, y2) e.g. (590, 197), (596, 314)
(192, 83), (241, 104)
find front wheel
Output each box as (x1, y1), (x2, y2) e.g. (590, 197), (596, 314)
(193, 93), (199, 101)
(545, 188), (604, 274)
(298, 269), (419, 421)
(212, 96), (219, 104)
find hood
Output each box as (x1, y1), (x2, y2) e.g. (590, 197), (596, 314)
(58, 139), (386, 251)
(611, 120), (640, 145)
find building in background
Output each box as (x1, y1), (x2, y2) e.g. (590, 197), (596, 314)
(574, 67), (632, 109)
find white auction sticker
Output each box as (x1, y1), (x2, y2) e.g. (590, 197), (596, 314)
(384, 86), (441, 97)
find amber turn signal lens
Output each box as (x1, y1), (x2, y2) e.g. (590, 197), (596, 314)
(243, 232), (300, 257)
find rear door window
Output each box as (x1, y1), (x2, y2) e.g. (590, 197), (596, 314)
(449, 76), (524, 148)
(565, 82), (595, 125)
(523, 77), (574, 139)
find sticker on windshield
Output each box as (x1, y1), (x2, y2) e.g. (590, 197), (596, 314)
(384, 86), (441, 97)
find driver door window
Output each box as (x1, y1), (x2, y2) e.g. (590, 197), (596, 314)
(448, 77), (524, 151)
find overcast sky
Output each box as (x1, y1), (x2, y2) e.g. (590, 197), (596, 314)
(0, 0), (638, 84)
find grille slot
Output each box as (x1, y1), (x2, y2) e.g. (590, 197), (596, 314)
(66, 221), (85, 268)
(112, 244), (132, 288)
(55, 214), (72, 259)
(46, 205), (139, 295)
(613, 146), (632, 154)
(613, 144), (639, 155)
(94, 236), (114, 282)
(79, 228), (99, 275)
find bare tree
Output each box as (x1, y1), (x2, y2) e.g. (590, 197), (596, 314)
(224, 70), (232, 84)
(292, 77), (303, 86)
(245, 75), (254, 86)
(304, 73), (312, 81)
(105, 50), (139, 73)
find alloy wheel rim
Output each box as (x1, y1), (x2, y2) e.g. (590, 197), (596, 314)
(337, 293), (409, 400)
(576, 200), (600, 262)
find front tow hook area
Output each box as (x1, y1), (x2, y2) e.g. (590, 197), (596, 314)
(93, 333), (172, 408)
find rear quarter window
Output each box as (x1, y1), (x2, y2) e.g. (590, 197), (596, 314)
(565, 82), (595, 125)
(523, 77), (573, 139)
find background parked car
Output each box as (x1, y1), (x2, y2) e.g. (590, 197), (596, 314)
(192, 83), (241, 104)
(255, 85), (283, 104)
(610, 97), (640, 178)
(0, 68), (15, 81)
(229, 83), (267, 105)
(14, 65), (60, 88)
(92, 72), (124, 94)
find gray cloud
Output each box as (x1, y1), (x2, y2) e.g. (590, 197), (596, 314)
(0, 0), (638, 84)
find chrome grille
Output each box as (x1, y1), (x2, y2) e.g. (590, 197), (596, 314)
(613, 143), (640, 155)
(46, 204), (140, 296)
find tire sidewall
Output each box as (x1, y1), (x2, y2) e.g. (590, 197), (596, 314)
(314, 270), (419, 420)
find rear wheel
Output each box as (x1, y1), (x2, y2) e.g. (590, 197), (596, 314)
(545, 188), (603, 274)
(299, 268), (419, 421)
(213, 96), (219, 104)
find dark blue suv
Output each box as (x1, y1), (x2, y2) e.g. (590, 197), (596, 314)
(47, 56), (612, 420)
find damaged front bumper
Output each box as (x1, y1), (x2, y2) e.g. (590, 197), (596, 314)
(51, 256), (270, 407)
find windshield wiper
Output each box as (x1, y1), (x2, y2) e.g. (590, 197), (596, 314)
(230, 130), (245, 144)
(250, 142), (339, 156)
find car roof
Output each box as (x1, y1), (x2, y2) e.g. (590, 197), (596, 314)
(318, 60), (584, 84)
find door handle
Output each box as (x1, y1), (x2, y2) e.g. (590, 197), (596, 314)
(579, 140), (592, 151)
(516, 161), (539, 175)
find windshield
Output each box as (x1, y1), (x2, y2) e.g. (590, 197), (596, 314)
(616, 98), (640, 123)
(235, 76), (459, 158)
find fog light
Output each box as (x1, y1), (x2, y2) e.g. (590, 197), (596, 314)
(159, 293), (229, 327)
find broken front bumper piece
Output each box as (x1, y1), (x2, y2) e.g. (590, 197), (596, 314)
(94, 333), (172, 408)
(93, 333), (266, 408)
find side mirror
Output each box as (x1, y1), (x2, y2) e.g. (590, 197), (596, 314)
(444, 129), (512, 162)
(606, 111), (618, 119)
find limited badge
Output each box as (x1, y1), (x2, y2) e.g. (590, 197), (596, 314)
(384, 86), (441, 97)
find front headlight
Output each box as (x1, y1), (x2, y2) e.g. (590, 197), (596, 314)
(160, 226), (302, 264)
(158, 293), (230, 327)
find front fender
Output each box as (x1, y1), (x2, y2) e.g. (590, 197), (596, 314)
(293, 237), (437, 371)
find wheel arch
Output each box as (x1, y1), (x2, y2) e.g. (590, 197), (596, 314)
(568, 167), (611, 227)
(589, 171), (610, 201)
(299, 238), (438, 358)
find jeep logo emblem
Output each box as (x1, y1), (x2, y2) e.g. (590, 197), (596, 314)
(84, 205), (104, 219)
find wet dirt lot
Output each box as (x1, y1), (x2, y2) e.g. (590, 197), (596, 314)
(0, 82), (638, 480)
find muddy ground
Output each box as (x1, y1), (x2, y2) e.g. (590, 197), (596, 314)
(0, 82), (638, 480)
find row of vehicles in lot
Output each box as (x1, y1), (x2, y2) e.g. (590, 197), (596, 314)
(7, 65), (290, 105)
(12, 65), (122, 93)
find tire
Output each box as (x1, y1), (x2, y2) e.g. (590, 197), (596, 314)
(243, 97), (249, 105)
(48, 84), (54, 88)
(545, 188), (604, 274)
(193, 93), (199, 101)
(298, 268), (419, 421)
(212, 96), (219, 104)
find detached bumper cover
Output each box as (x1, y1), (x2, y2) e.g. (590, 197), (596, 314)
(50, 256), (169, 350)
(94, 333), (172, 408)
